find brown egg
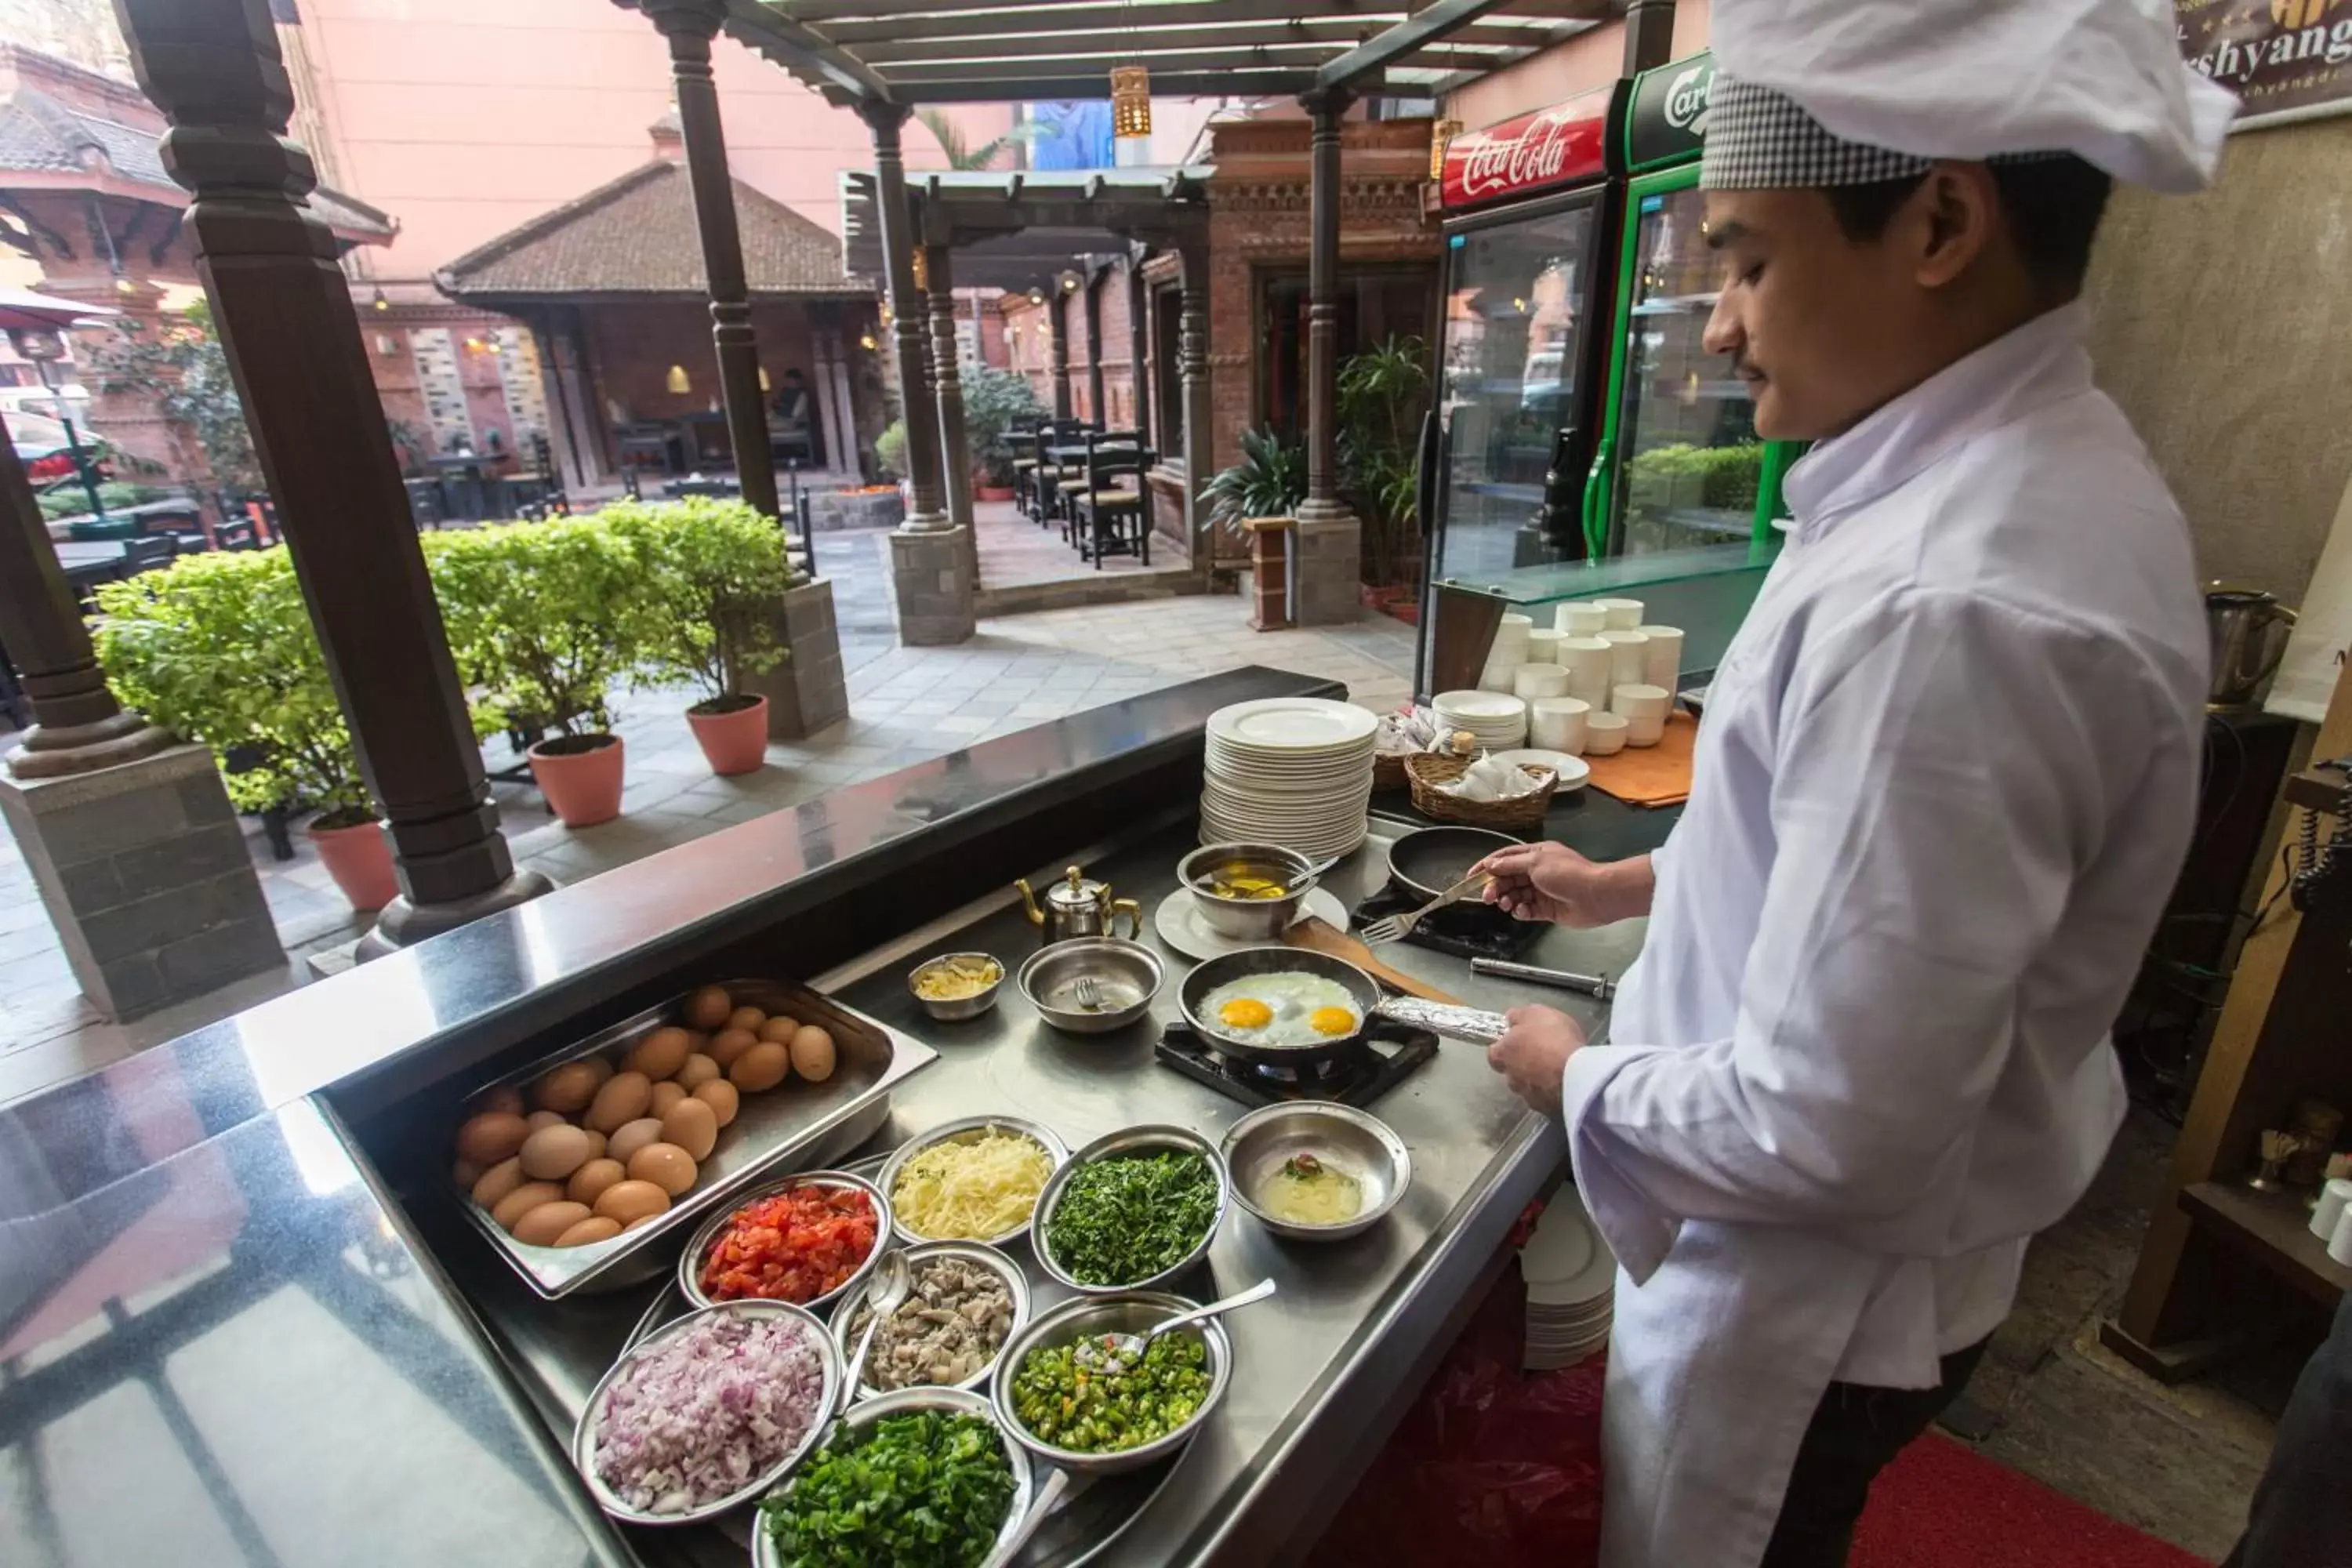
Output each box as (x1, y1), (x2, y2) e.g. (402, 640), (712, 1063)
(580, 1129), (607, 1160)
(608, 1117), (666, 1165)
(681, 1030), (711, 1057)
(757, 1014), (800, 1045)
(622, 1213), (666, 1232)
(512, 1200), (593, 1247)
(624, 1025), (695, 1081)
(456, 1110), (530, 1167)
(728, 1040), (791, 1093)
(566, 1157), (626, 1206)
(660, 1097), (719, 1161)
(524, 1110), (568, 1134)
(684, 985), (734, 1031)
(627, 1142), (699, 1197)
(708, 1028), (759, 1069)
(473, 1084), (525, 1119)
(674, 1052), (720, 1091)
(693, 1079), (740, 1128)
(452, 1157), (483, 1189)
(518, 1123), (594, 1181)
(534, 1060), (602, 1115)
(593, 1179), (671, 1225)
(585, 1071), (653, 1134)
(555, 1215), (623, 1247)
(725, 1005), (768, 1035)
(492, 1181), (566, 1232)
(788, 1025), (837, 1083)
(649, 1081), (688, 1118)
(470, 1157), (527, 1209)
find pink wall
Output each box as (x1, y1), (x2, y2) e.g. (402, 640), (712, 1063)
(295, 0), (1010, 284)
(1446, 0), (1711, 131)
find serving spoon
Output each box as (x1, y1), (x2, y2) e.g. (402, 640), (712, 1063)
(1075, 1276), (1278, 1375)
(837, 1250), (910, 1411)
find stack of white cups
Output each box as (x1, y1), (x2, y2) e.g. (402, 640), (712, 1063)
(1558, 636), (1613, 706)
(1530, 697), (1589, 754)
(1595, 597), (1645, 630)
(1599, 629), (1650, 690)
(1513, 663), (1570, 701)
(1526, 626), (1568, 667)
(1554, 601), (1609, 637)
(1584, 712), (1629, 755)
(1479, 613), (1535, 692)
(1635, 625), (1684, 693)
(1611, 684), (1671, 747)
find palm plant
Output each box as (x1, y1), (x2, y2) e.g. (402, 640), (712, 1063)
(916, 108), (1040, 172)
(1337, 335), (1432, 589)
(1204, 426), (1308, 535)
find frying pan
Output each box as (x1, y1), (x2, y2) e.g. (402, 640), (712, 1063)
(1178, 946), (1503, 1066)
(1385, 826), (1522, 903)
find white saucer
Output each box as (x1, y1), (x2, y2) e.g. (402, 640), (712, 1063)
(1151, 885), (1352, 961)
(1490, 750), (1592, 790)
(1521, 1194), (1596, 1287)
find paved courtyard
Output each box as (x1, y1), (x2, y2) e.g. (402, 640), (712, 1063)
(0, 580), (1415, 1107)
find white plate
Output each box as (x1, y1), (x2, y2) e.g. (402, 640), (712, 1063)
(1150, 886), (1352, 961)
(1528, 1242), (1617, 1308)
(1489, 750), (1592, 790)
(1432, 691), (1527, 720)
(1207, 698), (1378, 752)
(1520, 1196), (1595, 1287)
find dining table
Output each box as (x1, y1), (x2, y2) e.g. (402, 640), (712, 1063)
(53, 538), (131, 588)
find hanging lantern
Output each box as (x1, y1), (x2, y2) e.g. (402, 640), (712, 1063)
(666, 364), (691, 394)
(1429, 117), (1463, 183)
(1111, 65), (1152, 140)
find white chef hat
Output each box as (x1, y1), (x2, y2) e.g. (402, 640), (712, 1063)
(1700, 0), (2239, 194)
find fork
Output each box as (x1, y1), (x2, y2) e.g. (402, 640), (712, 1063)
(1073, 974), (1104, 1011)
(1359, 871), (1488, 945)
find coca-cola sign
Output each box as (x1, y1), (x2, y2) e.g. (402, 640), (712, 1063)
(1439, 88), (1610, 211)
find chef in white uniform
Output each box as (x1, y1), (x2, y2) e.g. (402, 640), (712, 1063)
(1474, 5), (2237, 1566)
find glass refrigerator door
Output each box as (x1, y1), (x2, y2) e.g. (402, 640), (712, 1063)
(1431, 198), (1600, 586)
(1604, 180), (1766, 557)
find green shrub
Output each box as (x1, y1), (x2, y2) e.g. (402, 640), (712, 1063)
(36, 481), (162, 522)
(962, 364), (1048, 486)
(875, 419), (909, 482)
(599, 497), (800, 706)
(425, 516), (650, 737)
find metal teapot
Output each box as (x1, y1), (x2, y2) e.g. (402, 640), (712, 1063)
(1016, 865), (1142, 946)
(2205, 583), (2298, 710)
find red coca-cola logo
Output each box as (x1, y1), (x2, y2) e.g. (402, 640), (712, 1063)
(1440, 90), (1609, 211)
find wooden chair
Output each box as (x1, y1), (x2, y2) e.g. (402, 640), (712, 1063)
(1012, 420), (1051, 519)
(1070, 432), (1154, 567)
(1031, 418), (1092, 527)
(123, 534), (179, 574)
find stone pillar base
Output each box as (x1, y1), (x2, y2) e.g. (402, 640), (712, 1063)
(355, 869), (558, 962)
(0, 742), (284, 1021)
(748, 576), (850, 739)
(889, 524), (976, 646)
(1291, 513), (1362, 627)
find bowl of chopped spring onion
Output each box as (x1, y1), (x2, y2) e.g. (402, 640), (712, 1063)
(1029, 1125), (1229, 1296)
(991, 1290), (1232, 1475)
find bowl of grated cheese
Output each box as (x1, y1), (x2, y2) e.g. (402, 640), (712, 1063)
(878, 1115), (1069, 1250)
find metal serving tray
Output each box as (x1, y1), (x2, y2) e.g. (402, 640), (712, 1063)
(451, 978), (935, 1300)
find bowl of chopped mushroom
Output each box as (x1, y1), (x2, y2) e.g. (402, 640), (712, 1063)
(832, 1240), (1029, 1400)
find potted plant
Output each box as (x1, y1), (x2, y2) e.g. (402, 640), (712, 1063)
(1337, 335), (1432, 603)
(607, 497), (798, 775)
(428, 517), (646, 827)
(961, 362), (1047, 503)
(1205, 426), (1308, 535)
(876, 419), (910, 508)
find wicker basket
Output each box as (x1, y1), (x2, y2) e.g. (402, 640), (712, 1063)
(1404, 753), (1557, 831)
(1372, 750), (1413, 792)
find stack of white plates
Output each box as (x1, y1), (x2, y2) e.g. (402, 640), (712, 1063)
(1522, 1189), (1615, 1371)
(1432, 689), (1529, 750)
(1200, 697), (1377, 862)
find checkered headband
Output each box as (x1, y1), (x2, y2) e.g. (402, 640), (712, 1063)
(1702, 73), (2066, 191)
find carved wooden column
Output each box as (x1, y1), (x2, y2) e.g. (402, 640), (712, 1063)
(1291, 87), (1361, 626)
(113, 0), (550, 950)
(1048, 282), (1074, 421)
(1174, 237), (1214, 564)
(923, 245), (974, 532)
(645, 0), (776, 518)
(1083, 267), (1106, 425)
(1127, 250), (1151, 448)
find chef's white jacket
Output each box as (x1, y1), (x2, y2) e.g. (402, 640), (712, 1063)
(1565, 302), (2207, 1568)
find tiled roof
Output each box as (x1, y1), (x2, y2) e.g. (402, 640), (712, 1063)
(435, 160), (868, 301)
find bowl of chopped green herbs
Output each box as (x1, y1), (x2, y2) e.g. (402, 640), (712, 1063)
(993, 1290), (1232, 1475)
(753, 1386), (1033, 1568)
(1030, 1125), (1229, 1295)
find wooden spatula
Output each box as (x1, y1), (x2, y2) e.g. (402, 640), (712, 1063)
(1283, 915), (1465, 1005)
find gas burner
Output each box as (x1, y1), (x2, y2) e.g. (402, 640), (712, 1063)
(1351, 884), (1544, 961)
(1156, 1019), (1437, 1110)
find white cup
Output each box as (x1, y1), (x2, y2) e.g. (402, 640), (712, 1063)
(1555, 601), (1609, 637)
(1584, 711), (1628, 756)
(1599, 629), (1650, 688)
(1611, 683), (1671, 720)
(2332, 1203), (2352, 1269)
(1530, 696), (1589, 754)
(1595, 597), (1645, 630)
(1634, 625), (1684, 692)
(1625, 713), (1665, 747)
(1526, 627), (1568, 664)
(1512, 663), (1570, 699)
(1478, 660), (1522, 694)
(1558, 636), (1613, 706)
(2313, 1178), (2352, 1242)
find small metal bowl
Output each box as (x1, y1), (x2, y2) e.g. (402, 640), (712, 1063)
(677, 1169), (892, 1314)
(753, 1385), (1034, 1567)
(831, 1240), (1033, 1401)
(1178, 842), (1316, 941)
(1030, 1124), (1229, 1294)
(908, 952), (1006, 1022)
(1219, 1102), (1412, 1242)
(875, 1113), (1069, 1248)
(1017, 938), (1163, 1034)
(573, 1298), (839, 1527)
(992, 1290), (1233, 1475)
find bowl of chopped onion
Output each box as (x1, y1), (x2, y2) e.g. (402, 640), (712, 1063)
(877, 1113), (1069, 1249)
(572, 1298), (840, 1526)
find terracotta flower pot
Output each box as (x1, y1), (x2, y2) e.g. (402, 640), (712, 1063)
(686, 693), (768, 775)
(528, 732), (625, 827)
(975, 483), (1016, 503)
(308, 812), (399, 912)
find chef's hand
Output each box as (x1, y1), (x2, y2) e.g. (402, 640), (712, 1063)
(1487, 1005), (1586, 1118)
(1473, 841), (1618, 927)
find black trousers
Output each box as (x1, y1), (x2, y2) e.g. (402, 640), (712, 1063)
(2223, 1287), (2352, 1568)
(1759, 1338), (1991, 1568)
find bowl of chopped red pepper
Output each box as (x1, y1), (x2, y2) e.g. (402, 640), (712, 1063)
(677, 1171), (891, 1315)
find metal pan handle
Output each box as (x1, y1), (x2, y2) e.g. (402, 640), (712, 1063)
(1372, 996), (1508, 1044)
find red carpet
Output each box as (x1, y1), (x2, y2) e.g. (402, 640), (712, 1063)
(1308, 1261), (2210, 1568)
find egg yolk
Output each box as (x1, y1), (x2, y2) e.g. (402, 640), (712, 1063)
(1308, 1006), (1357, 1036)
(1218, 997), (1275, 1029)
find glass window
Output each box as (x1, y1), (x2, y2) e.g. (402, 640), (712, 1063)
(1258, 267), (1436, 440)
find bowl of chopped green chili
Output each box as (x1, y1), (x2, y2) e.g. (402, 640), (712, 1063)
(992, 1290), (1233, 1475)
(1029, 1125), (1230, 1295)
(753, 1386), (1033, 1568)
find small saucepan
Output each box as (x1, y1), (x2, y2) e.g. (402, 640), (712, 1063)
(1178, 946), (1504, 1066)
(1385, 825), (1523, 904)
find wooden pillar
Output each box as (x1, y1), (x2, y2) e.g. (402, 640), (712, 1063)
(924, 245), (974, 531)
(1622, 0), (1678, 75)
(1175, 238), (1213, 550)
(644, 0), (775, 518)
(113, 0), (549, 949)
(858, 103), (948, 530)
(1127, 249), (1151, 448)
(1083, 267), (1106, 426)
(1048, 283), (1073, 421)
(1297, 88), (1352, 525)
(0, 434), (171, 778)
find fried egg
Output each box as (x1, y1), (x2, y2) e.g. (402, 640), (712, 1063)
(1200, 971), (1361, 1049)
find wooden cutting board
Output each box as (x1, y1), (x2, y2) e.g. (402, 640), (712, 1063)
(1283, 916), (1465, 1005)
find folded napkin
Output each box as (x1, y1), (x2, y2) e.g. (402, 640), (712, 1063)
(1439, 752), (1548, 802)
